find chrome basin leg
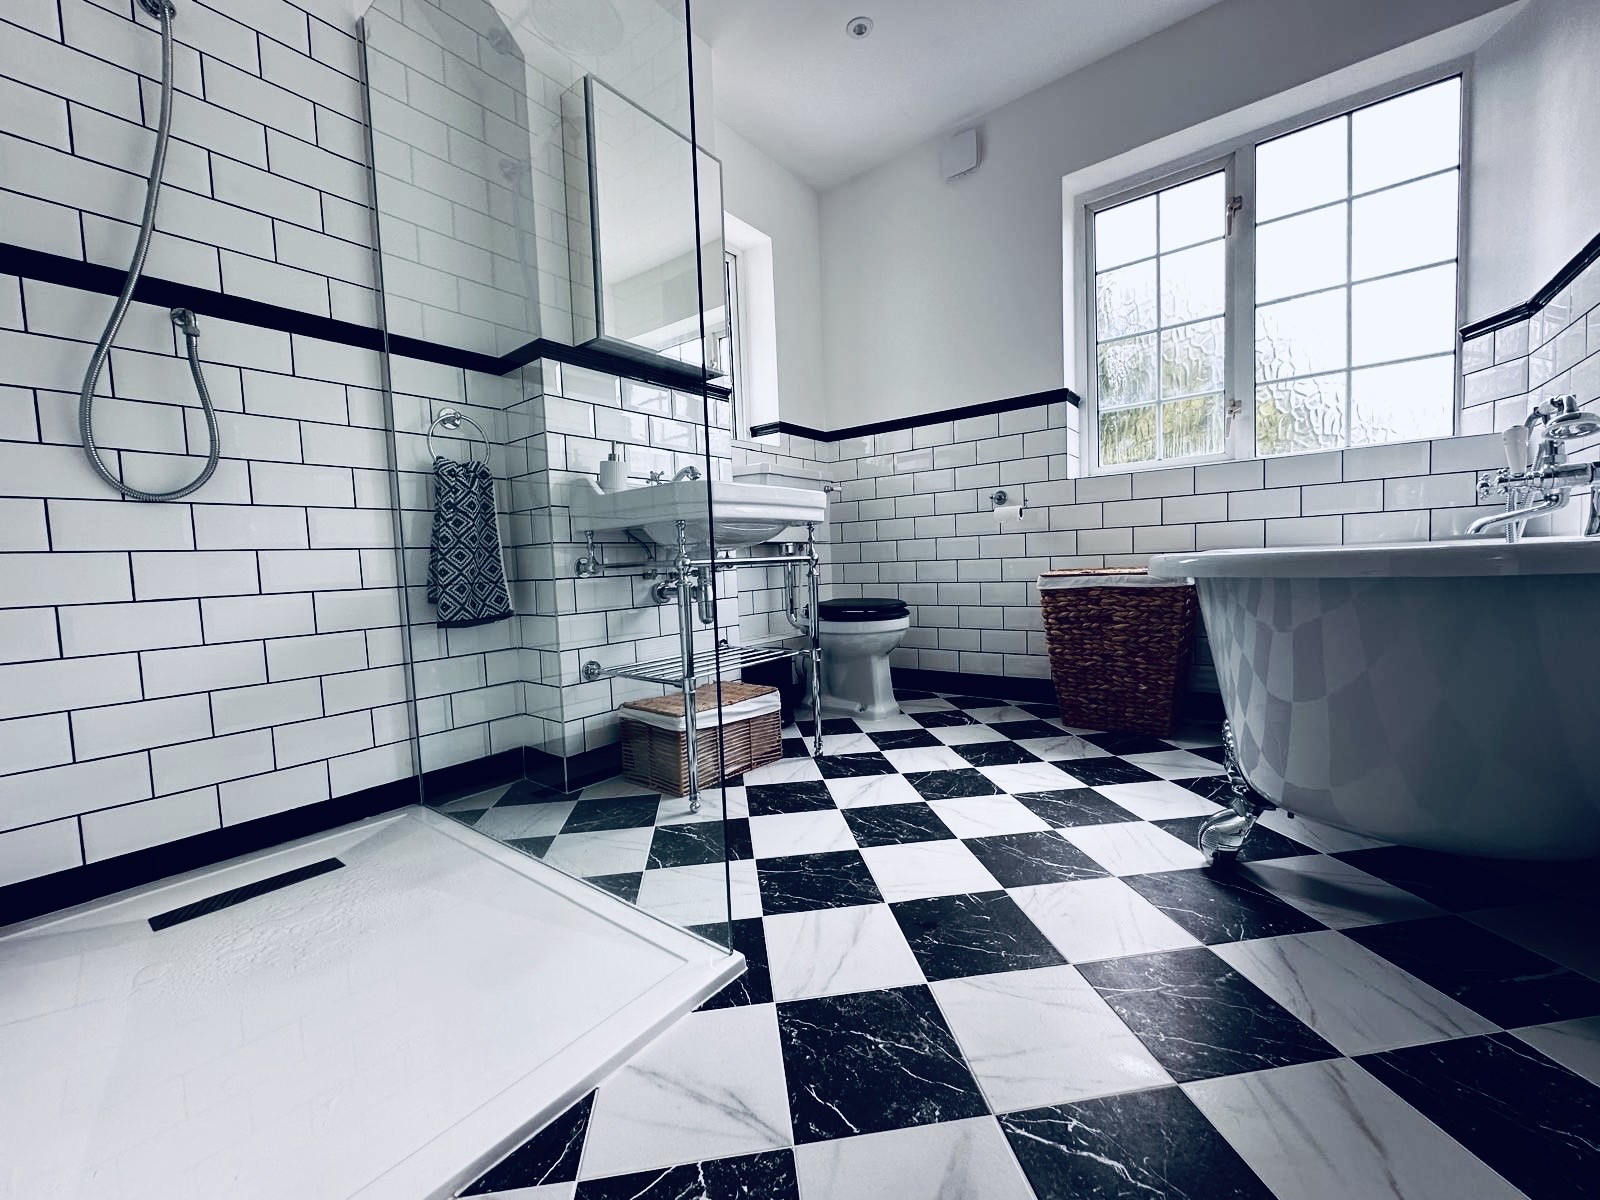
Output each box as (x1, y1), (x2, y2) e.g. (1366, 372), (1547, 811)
(1197, 720), (1272, 867)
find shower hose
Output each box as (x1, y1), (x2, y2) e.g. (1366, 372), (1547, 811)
(79, 0), (220, 502)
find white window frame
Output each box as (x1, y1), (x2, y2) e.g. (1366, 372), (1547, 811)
(1077, 64), (1469, 474)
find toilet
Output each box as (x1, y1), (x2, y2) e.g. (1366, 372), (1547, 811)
(817, 597), (911, 720)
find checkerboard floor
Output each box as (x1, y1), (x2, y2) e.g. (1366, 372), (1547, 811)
(439, 690), (1600, 1200)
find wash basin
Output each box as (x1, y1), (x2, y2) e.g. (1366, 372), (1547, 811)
(570, 478), (827, 550)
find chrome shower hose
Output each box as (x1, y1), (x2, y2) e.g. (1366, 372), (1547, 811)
(79, 0), (220, 502)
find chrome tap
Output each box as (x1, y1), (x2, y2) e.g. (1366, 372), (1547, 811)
(1470, 396), (1600, 540)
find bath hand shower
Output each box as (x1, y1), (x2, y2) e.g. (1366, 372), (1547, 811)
(78, 0), (221, 502)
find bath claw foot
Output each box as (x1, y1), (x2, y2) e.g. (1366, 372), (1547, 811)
(1198, 720), (1273, 867)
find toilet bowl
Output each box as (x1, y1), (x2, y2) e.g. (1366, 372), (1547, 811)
(817, 597), (911, 720)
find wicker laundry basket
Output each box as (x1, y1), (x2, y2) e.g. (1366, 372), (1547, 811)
(1038, 568), (1198, 737)
(619, 681), (782, 797)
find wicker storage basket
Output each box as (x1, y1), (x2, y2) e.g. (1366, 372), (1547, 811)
(619, 681), (783, 797)
(1038, 568), (1198, 737)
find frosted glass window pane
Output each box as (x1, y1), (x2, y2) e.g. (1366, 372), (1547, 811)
(1161, 241), (1225, 325)
(1095, 195), (1155, 270)
(1351, 264), (1456, 366)
(1352, 171), (1458, 280)
(1160, 172), (1225, 251)
(1255, 288), (1347, 381)
(1352, 78), (1461, 194)
(1351, 355), (1455, 446)
(1256, 204), (1348, 302)
(1256, 373), (1347, 456)
(1162, 318), (1224, 399)
(1163, 393), (1225, 458)
(1096, 260), (1157, 340)
(1101, 405), (1156, 466)
(1257, 116), (1347, 221)
(1098, 334), (1157, 409)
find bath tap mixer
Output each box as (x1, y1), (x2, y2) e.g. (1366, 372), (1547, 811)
(1471, 395), (1600, 541)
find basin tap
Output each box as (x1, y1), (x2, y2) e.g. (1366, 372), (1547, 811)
(673, 465), (702, 483)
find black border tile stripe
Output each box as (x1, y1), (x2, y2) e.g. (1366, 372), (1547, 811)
(1460, 226), (1600, 341)
(749, 386), (1081, 444)
(148, 857), (345, 931)
(0, 242), (729, 397)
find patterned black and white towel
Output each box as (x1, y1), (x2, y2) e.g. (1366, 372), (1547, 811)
(427, 456), (512, 628)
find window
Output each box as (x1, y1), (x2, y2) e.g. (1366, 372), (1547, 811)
(1085, 75), (1462, 471)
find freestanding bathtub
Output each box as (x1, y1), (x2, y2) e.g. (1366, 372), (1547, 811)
(1148, 537), (1600, 860)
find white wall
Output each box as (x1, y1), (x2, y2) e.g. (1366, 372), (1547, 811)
(1467, 0), (1600, 318)
(715, 120), (826, 428)
(818, 0), (1519, 429)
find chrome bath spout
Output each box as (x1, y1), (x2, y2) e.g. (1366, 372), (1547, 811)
(1466, 488), (1569, 540)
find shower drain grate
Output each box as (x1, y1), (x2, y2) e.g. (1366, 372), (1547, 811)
(147, 858), (345, 931)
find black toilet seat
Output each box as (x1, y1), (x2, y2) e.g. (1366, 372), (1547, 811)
(818, 597), (910, 623)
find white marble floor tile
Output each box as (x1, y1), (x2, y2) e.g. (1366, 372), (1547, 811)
(438, 785), (511, 812)
(473, 800), (576, 841)
(479, 1185), (574, 1200)
(1061, 821), (1207, 875)
(1095, 780), (1222, 820)
(964, 706), (1033, 724)
(1163, 727), (1227, 750)
(579, 777), (661, 801)
(931, 965), (1170, 1111)
(882, 746), (970, 773)
(1212, 931), (1496, 1055)
(541, 827), (654, 878)
(1512, 1016), (1600, 1086)
(930, 724), (1008, 746)
(978, 761), (1084, 794)
(743, 757), (823, 785)
(658, 785), (748, 824)
(749, 809), (855, 858)
(824, 774), (927, 809)
(820, 732), (877, 755)
(899, 699), (957, 713)
(793, 1116), (1034, 1200)
(764, 905), (926, 1001)
(860, 840), (1003, 902)
(852, 714), (922, 732)
(925, 795), (1054, 838)
(1010, 876), (1202, 962)
(1256, 808), (1385, 852)
(1121, 749), (1226, 780)
(579, 1004), (792, 1179)
(634, 860), (761, 926)
(1241, 855), (1445, 929)
(1013, 734), (1110, 762)
(1185, 1058), (1524, 1200)
(1468, 902), (1600, 981)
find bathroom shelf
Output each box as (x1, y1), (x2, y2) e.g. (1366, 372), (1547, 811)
(582, 641), (804, 688)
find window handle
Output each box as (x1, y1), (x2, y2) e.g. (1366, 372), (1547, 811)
(1225, 396), (1243, 428)
(1226, 194), (1244, 236)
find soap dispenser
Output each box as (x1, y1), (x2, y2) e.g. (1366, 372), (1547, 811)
(599, 442), (628, 492)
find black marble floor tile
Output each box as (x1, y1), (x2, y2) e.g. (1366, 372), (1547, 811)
(781, 737), (811, 758)
(1084, 732), (1176, 756)
(691, 916), (771, 1010)
(496, 780), (588, 807)
(647, 822), (727, 868)
(1346, 915), (1600, 1028)
(1013, 788), (1141, 828)
(447, 808), (489, 827)
(1122, 869), (1327, 944)
(904, 768), (1002, 801)
(985, 719), (1066, 741)
(944, 694), (1011, 709)
(841, 802), (955, 848)
(724, 817), (753, 861)
(1062, 758), (1163, 787)
(912, 709), (979, 729)
(963, 831), (1110, 887)
(1154, 817), (1315, 864)
(1017, 702), (1064, 718)
(890, 890), (1068, 980)
(1176, 775), (1237, 803)
(746, 780), (836, 816)
(1359, 1033), (1600, 1200)
(1079, 947), (1339, 1082)
(462, 1091), (595, 1194)
(587, 872), (643, 904)
(866, 727), (943, 750)
(777, 985), (988, 1142)
(506, 835), (554, 859)
(757, 850), (883, 915)
(816, 751), (898, 779)
(795, 717), (862, 738)
(1334, 845), (1553, 911)
(574, 1150), (800, 1200)
(952, 741), (1042, 767)
(1001, 1086), (1274, 1200)
(895, 689), (938, 701)
(561, 796), (662, 833)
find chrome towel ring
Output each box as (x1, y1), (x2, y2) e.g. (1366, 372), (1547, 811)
(426, 408), (490, 463)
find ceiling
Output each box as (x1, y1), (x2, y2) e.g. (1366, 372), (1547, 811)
(692, 0), (1228, 189)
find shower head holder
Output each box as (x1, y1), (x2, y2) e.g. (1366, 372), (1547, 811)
(138, 0), (177, 18)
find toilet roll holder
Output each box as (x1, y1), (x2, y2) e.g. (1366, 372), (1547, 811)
(989, 489), (1028, 517)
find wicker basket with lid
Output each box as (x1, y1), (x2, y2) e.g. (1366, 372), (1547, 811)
(619, 680), (782, 797)
(1037, 568), (1198, 737)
